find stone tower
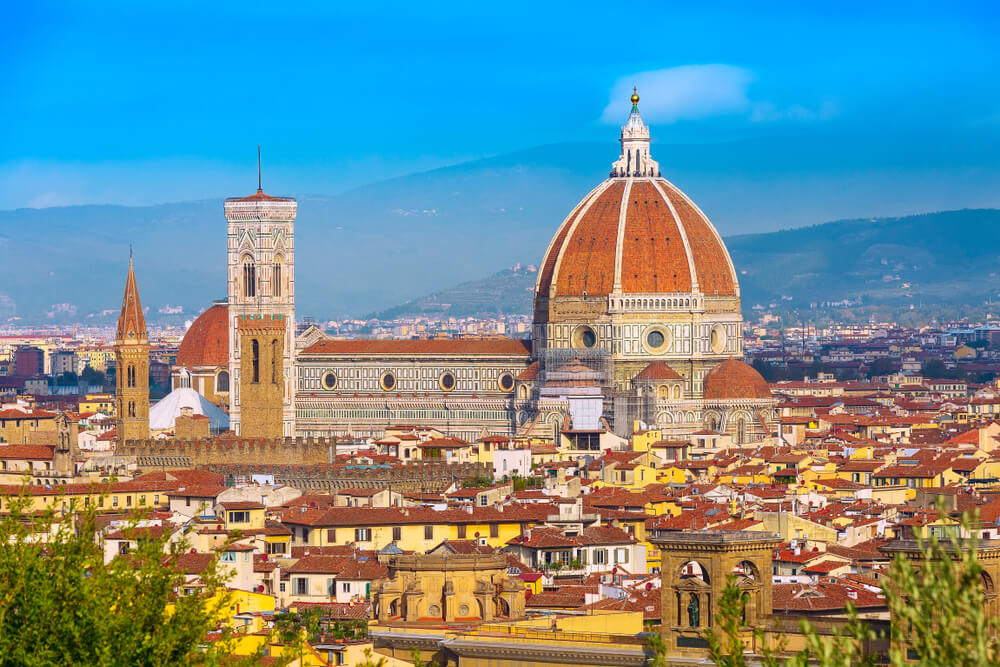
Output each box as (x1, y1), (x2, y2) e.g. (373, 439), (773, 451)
(224, 159), (297, 437)
(651, 530), (781, 657)
(115, 256), (150, 443)
(236, 314), (286, 439)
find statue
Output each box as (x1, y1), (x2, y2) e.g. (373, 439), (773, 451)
(687, 594), (700, 628)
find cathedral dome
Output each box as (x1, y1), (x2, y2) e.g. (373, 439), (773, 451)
(702, 359), (771, 400)
(177, 303), (229, 368)
(534, 97), (738, 322)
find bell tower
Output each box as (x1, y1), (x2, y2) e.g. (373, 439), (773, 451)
(115, 255), (150, 443)
(224, 149), (297, 437)
(236, 314), (286, 439)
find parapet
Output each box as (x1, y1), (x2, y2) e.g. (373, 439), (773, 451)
(237, 314), (287, 333)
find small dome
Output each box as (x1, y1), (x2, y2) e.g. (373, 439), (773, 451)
(634, 361), (682, 382)
(702, 359), (771, 400)
(177, 304), (228, 368)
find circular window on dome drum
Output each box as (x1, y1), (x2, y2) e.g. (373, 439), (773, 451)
(380, 371), (396, 391)
(321, 371), (337, 390)
(572, 325), (598, 349)
(710, 325), (727, 354)
(498, 372), (515, 392)
(439, 371), (456, 392)
(643, 326), (671, 354)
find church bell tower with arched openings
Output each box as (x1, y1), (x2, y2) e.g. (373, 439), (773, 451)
(115, 255), (150, 444)
(225, 150), (297, 437)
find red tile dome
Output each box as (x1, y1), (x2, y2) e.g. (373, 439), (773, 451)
(534, 178), (737, 319)
(176, 303), (229, 368)
(702, 359), (771, 400)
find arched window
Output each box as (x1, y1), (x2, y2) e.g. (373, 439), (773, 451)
(128, 401), (135, 418)
(272, 257), (283, 298)
(251, 339), (259, 383)
(271, 339), (279, 384)
(216, 370), (229, 393)
(127, 364), (135, 388)
(242, 258), (256, 298)
(736, 417), (747, 445)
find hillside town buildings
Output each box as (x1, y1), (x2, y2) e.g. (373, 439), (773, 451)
(7, 94), (1000, 664)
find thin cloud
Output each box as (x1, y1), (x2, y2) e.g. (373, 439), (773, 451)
(602, 65), (755, 124)
(602, 65), (835, 125)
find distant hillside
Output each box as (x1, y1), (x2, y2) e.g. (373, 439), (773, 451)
(373, 209), (1000, 318)
(2, 132), (999, 324)
(368, 264), (539, 319)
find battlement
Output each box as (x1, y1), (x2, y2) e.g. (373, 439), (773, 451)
(116, 437), (490, 490)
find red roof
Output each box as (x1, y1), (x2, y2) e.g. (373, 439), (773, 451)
(226, 189), (294, 203)
(703, 359), (772, 400)
(634, 361), (682, 381)
(176, 304), (229, 368)
(0, 445), (54, 460)
(301, 338), (531, 356)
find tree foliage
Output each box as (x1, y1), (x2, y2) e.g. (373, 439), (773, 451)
(0, 488), (254, 667)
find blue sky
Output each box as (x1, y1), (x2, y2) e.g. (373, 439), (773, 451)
(1, 0), (999, 209)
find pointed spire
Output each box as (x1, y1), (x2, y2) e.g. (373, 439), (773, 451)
(117, 254), (147, 341)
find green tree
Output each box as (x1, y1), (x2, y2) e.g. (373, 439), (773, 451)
(0, 486), (256, 667)
(867, 357), (897, 377)
(81, 365), (105, 387)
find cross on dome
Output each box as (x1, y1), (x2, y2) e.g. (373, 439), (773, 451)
(611, 88), (660, 178)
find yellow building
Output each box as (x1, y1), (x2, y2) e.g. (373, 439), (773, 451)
(78, 394), (115, 416)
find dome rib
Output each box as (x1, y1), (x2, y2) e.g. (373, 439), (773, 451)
(534, 180), (611, 321)
(622, 181), (692, 294)
(554, 181), (625, 297)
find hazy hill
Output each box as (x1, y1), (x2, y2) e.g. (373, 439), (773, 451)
(2, 134), (999, 324)
(372, 209), (1000, 318)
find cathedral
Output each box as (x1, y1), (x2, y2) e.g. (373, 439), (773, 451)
(167, 93), (777, 444)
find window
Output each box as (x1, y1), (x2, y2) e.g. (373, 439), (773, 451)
(126, 495), (132, 506)
(272, 261), (282, 298)
(327, 578), (336, 595)
(266, 541), (285, 555)
(112, 496), (119, 508)
(424, 525), (433, 540)
(355, 528), (371, 542)
(127, 364), (135, 387)
(293, 578), (308, 595)
(392, 526), (402, 541)
(342, 582), (351, 593)
(128, 401), (135, 418)
(322, 372), (337, 390)
(271, 339), (278, 384)
(334, 651), (345, 665)
(302, 528), (310, 542)
(221, 551), (236, 562)
(594, 549), (607, 565)
(380, 372), (396, 391)
(251, 340), (260, 383)
(153, 495), (159, 505)
(242, 259), (256, 298)
(457, 525), (467, 539)
(439, 372), (456, 392)
(480, 495), (488, 506)
(498, 372), (515, 392)
(229, 511), (250, 524)
(327, 529), (337, 543)
(216, 370), (229, 393)
(279, 583), (286, 593)
(139, 495), (146, 505)
(615, 548), (629, 564)
(490, 524), (499, 538)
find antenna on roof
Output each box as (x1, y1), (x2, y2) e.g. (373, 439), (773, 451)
(257, 145), (262, 193)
